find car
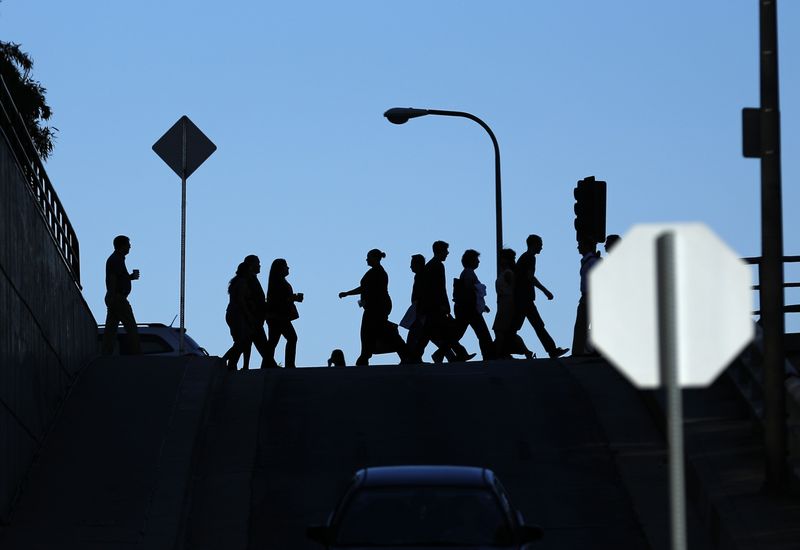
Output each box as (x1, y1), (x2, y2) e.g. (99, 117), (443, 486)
(96, 323), (209, 356)
(307, 465), (543, 549)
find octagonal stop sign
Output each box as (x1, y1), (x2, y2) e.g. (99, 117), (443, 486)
(589, 223), (754, 388)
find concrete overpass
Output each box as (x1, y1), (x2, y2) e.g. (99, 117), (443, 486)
(5, 351), (796, 550)
(0, 356), (693, 549)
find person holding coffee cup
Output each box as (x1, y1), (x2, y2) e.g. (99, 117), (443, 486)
(264, 258), (302, 368)
(101, 235), (141, 355)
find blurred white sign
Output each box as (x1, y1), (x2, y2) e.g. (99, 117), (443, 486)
(589, 223), (754, 388)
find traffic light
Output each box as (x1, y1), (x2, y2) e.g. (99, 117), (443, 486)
(573, 176), (607, 244)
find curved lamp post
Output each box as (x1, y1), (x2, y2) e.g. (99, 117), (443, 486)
(384, 107), (503, 277)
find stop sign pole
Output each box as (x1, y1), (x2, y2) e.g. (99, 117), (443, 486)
(590, 223), (754, 550)
(656, 231), (687, 550)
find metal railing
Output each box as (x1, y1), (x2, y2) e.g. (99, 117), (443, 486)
(731, 256), (800, 485)
(743, 255), (800, 315)
(0, 74), (80, 286)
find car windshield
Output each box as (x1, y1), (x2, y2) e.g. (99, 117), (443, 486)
(334, 486), (511, 547)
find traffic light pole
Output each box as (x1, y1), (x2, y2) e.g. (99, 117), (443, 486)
(758, 0), (786, 492)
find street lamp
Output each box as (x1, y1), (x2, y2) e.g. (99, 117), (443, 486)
(384, 107), (503, 277)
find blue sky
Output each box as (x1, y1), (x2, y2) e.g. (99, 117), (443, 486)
(4, 1), (799, 365)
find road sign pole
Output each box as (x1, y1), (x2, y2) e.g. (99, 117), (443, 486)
(656, 232), (688, 550)
(152, 115), (217, 356)
(179, 122), (187, 355)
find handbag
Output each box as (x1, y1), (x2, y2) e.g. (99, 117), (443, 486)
(399, 303), (417, 329)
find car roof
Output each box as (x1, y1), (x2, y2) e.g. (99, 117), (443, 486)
(356, 465), (493, 488)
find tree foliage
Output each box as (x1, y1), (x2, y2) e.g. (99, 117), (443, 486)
(0, 40), (57, 160)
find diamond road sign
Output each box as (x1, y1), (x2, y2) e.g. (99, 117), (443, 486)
(152, 115), (216, 179)
(589, 223), (754, 388)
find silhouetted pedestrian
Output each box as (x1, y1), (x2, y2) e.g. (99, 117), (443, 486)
(513, 235), (568, 359)
(572, 240), (601, 356)
(101, 235), (141, 355)
(493, 248), (534, 359)
(419, 241), (473, 363)
(339, 249), (407, 365)
(222, 261), (256, 370)
(328, 349), (346, 367)
(240, 254), (274, 368)
(265, 258), (302, 368)
(402, 254), (427, 363)
(453, 249), (496, 360)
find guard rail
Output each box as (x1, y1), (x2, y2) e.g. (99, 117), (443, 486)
(0, 74), (80, 286)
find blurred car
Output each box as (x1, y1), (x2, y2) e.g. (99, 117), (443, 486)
(307, 465), (543, 549)
(97, 323), (208, 356)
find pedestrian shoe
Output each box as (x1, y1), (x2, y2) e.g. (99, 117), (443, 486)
(461, 352), (477, 362)
(431, 349), (446, 364)
(549, 347), (569, 359)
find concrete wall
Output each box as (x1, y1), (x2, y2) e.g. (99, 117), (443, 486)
(0, 133), (98, 523)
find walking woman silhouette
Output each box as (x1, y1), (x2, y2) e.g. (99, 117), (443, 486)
(222, 261), (253, 370)
(339, 248), (407, 365)
(265, 258), (303, 368)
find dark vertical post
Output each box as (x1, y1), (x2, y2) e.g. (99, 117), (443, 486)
(759, 0), (786, 490)
(492, 132), (503, 279)
(180, 121), (187, 355)
(656, 231), (687, 550)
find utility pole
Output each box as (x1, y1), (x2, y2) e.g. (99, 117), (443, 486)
(758, 0), (786, 491)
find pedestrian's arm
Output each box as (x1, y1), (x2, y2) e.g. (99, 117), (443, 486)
(339, 286), (361, 299)
(533, 277), (554, 300)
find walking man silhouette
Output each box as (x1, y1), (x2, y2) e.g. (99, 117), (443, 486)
(420, 241), (473, 363)
(493, 248), (534, 359)
(404, 254), (427, 362)
(101, 235), (141, 355)
(513, 235), (569, 359)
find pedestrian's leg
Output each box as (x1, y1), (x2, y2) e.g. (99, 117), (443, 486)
(470, 315), (496, 360)
(117, 299), (141, 354)
(265, 320), (282, 367)
(242, 341), (252, 369)
(252, 326), (275, 368)
(526, 303), (556, 355)
(283, 321), (297, 368)
(571, 298), (587, 356)
(356, 312), (374, 366)
(493, 330), (507, 358)
(511, 334), (534, 359)
(427, 315), (455, 362)
(101, 303), (120, 355)
(406, 319), (427, 363)
(388, 321), (409, 363)
(450, 316), (472, 361)
(222, 342), (241, 369)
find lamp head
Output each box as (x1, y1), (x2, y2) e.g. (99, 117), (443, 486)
(384, 107), (429, 125)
